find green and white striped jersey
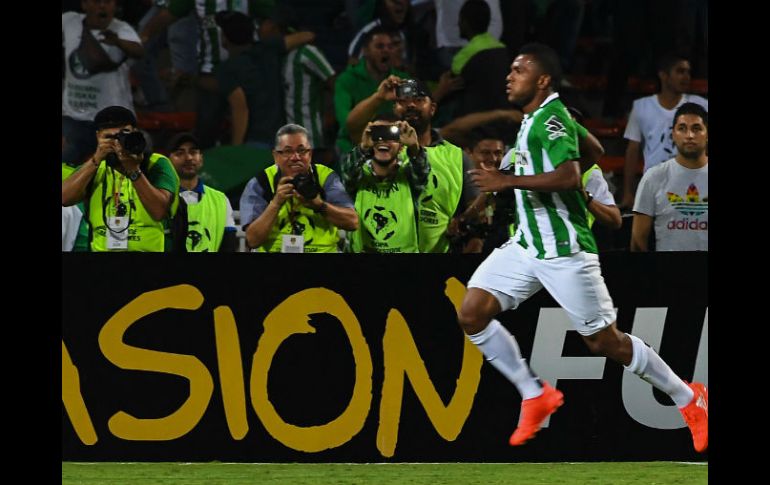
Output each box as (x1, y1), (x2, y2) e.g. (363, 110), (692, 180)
(170, 0), (260, 74)
(284, 45), (335, 148)
(501, 93), (597, 259)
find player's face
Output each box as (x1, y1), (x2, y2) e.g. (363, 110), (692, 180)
(506, 54), (541, 106)
(470, 139), (505, 170)
(170, 142), (203, 181)
(274, 133), (313, 177)
(672, 114), (707, 159)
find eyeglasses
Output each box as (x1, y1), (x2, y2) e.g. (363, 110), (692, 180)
(274, 147), (311, 157)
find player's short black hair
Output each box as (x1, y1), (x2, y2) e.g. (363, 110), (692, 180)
(518, 42), (563, 90)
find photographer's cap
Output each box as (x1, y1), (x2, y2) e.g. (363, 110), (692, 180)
(94, 106), (137, 130)
(167, 132), (200, 152)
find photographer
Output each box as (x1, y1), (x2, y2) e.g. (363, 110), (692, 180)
(239, 124), (359, 253)
(340, 114), (427, 253)
(62, 106), (180, 252)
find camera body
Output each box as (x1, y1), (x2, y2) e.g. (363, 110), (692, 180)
(370, 124), (401, 142)
(290, 172), (320, 200)
(396, 79), (420, 99)
(107, 129), (147, 155)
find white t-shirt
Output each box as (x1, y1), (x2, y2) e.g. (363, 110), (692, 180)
(584, 169), (616, 206)
(62, 12), (139, 121)
(434, 0), (503, 48)
(623, 94), (708, 173)
(633, 158), (708, 251)
(62, 205), (83, 251)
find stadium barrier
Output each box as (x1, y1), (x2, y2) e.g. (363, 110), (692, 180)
(63, 252), (707, 462)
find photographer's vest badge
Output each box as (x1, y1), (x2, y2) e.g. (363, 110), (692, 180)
(281, 234), (304, 253)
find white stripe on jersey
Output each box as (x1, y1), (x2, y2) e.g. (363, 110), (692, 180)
(541, 147), (579, 255)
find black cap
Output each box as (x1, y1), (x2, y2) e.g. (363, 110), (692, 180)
(94, 106), (137, 129)
(216, 11), (255, 45)
(167, 132), (200, 152)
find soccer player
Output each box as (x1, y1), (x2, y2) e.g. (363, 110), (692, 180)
(460, 43), (708, 452)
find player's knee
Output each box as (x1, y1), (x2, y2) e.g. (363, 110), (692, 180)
(457, 306), (488, 335)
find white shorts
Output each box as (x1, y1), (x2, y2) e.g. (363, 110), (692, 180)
(467, 240), (617, 336)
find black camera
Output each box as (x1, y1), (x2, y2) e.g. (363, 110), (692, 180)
(290, 172), (320, 200)
(107, 129), (147, 155)
(370, 124), (401, 142)
(396, 79), (421, 98)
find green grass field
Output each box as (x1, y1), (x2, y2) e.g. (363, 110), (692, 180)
(62, 462), (707, 484)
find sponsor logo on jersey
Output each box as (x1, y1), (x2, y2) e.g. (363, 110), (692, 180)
(544, 115), (568, 140)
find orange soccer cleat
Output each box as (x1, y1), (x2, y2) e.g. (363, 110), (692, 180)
(680, 382), (708, 452)
(509, 381), (564, 446)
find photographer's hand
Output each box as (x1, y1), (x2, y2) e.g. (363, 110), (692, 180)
(270, 177), (296, 208)
(398, 121), (420, 156)
(92, 134), (118, 167)
(297, 193), (325, 211)
(119, 150), (143, 173)
(360, 122), (374, 151)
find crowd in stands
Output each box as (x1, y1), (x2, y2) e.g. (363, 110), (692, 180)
(62, 0), (708, 254)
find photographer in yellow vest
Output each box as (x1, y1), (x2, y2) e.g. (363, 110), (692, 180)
(167, 133), (237, 252)
(62, 106), (179, 252)
(239, 124), (359, 253)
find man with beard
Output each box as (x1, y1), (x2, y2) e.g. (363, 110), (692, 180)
(458, 43), (707, 453)
(167, 133), (237, 252)
(346, 77), (479, 253)
(631, 103), (708, 252)
(339, 114), (427, 253)
(334, 26), (409, 157)
(620, 53), (708, 209)
(239, 124), (359, 253)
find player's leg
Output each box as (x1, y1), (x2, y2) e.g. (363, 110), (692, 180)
(460, 243), (564, 446)
(538, 251), (707, 452)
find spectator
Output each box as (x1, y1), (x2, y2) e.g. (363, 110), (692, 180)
(133, 0), (199, 111)
(239, 124), (359, 252)
(631, 103), (707, 252)
(259, 9), (336, 152)
(62, 106), (180, 252)
(340, 114), (427, 252)
(62, 0), (144, 165)
(138, 0), (274, 149)
(449, 0), (514, 143)
(620, 53), (708, 209)
(167, 133), (238, 252)
(215, 10), (315, 148)
(347, 0), (425, 73)
(334, 26), (408, 156)
(435, 0), (503, 72)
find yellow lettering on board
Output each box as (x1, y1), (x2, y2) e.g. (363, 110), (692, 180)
(214, 305), (248, 440)
(250, 288), (373, 452)
(62, 341), (98, 445)
(98, 284), (214, 440)
(376, 277), (483, 457)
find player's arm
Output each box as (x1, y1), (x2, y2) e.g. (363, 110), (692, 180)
(468, 160), (581, 194)
(587, 195), (622, 229)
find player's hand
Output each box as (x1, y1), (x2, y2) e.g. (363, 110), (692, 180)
(467, 167), (514, 193)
